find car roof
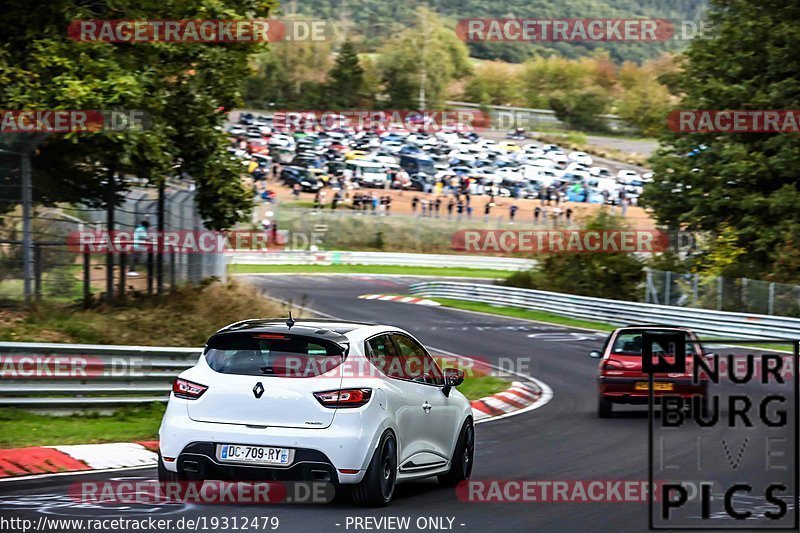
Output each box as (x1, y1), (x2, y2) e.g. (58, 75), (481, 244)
(216, 318), (375, 336)
(210, 319), (382, 347)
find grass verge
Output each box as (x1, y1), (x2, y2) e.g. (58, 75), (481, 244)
(0, 404), (166, 448)
(457, 375), (510, 400)
(230, 263), (515, 279)
(0, 279), (286, 346)
(430, 298), (794, 352)
(430, 297), (615, 332)
(0, 375), (508, 448)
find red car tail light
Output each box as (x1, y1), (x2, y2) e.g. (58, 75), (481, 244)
(314, 388), (372, 408)
(172, 378), (208, 399)
(602, 359), (625, 371)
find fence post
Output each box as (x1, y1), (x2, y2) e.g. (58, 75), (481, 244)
(21, 152), (33, 305)
(33, 244), (42, 302)
(717, 276), (723, 310)
(768, 282), (775, 315)
(147, 249), (154, 295)
(170, 252), (177, 290)
(664, 271), (671, 306)
(83, 251), (91, 308)
(693, 274), (699, 305)
(118, 253), (126, 302)
(742, 277), (748, 311)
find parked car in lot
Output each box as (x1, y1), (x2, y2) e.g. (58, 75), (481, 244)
(280, 166), (324, 192)
(568, 151), (593, 166)
(159, 319), (474, 506)
(347, 160), (389, 188)
(590, 326), (709, 418)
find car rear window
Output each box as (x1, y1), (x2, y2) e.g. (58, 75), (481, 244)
(611, 330), (698, 356)
(204, 333), (346, 377)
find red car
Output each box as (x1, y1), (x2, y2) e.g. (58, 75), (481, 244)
(591, 326), (709, 418)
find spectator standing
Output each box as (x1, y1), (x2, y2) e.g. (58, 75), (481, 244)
(434, 197), (441, 218)
(447, 198), (455, 219)
(129, 220), (150, 277)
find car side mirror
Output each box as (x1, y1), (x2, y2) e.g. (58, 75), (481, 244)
(589, 350), (603, 359)
(442, 368), (464, 397)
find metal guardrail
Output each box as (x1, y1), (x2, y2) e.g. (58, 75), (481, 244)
(0, 342), (201, 409)
(229, 251), (535, 272)
(408, 281), (800, 340)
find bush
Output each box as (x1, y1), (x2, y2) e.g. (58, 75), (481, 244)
(504, 210), (645, 301)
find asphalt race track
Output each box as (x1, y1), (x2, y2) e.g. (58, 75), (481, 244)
(0, 274), (795, 532)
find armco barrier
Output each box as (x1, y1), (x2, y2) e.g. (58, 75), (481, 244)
(408, 281), (800, 340)
(228, 251), (534, 272)
(0, 342), (200, 410)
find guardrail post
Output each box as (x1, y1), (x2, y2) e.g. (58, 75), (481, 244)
(692, 274), (699, 305)
(664, 271), (671, 306)
(717, 276), (723, 310)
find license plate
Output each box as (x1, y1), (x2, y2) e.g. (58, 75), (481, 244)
(216, 444), (293, 465)
(635, 382), (674, 391)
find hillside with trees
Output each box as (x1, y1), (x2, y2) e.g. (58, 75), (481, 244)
(287, 0), (707, 63)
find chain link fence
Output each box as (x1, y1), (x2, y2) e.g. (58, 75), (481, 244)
(644, 268), (800, 317)
(1, 178), (224, 305)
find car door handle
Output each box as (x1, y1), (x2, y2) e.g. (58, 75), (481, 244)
(422, 402), (432, 413)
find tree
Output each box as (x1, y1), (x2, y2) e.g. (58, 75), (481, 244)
(643, 0), (800, 279)
(325, 41), (366, 108)
(504, 210), (645, 301)
(378, 7), (471, 109)
(244, 18), (334, 109)
(550, 89), (611, 133)
(0, 0), (275, 231)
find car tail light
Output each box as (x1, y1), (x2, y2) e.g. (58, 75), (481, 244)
(172, 378), (208, 400)
(314, 388), (372, 408)
(602, 359), (624, 371)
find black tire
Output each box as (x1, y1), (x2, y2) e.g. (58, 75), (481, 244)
(598, 397), (613, 418)
(438, 419), (475, 487)
(157, 452), (185, 483)
(352, 431), (397, 507)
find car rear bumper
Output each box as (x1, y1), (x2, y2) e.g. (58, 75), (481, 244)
(159, 402), (387, 484)
(598, 376), (707, 404)
(176, 441), (340, 484)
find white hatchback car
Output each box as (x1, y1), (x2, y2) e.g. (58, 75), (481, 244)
(158, 318), (474, 506)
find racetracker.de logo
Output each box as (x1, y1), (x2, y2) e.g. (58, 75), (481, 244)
(456, 19), (675, 42)
(273, 110), (492, 133)
(0, 110), (149, 133)
(457, 480), (661, 502)
(67, 19), (331, 43)
(668, 110), (800, 133)
(452, 230), (669, 254)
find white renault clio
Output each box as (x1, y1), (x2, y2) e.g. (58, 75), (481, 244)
(158, 318), (474, 506)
